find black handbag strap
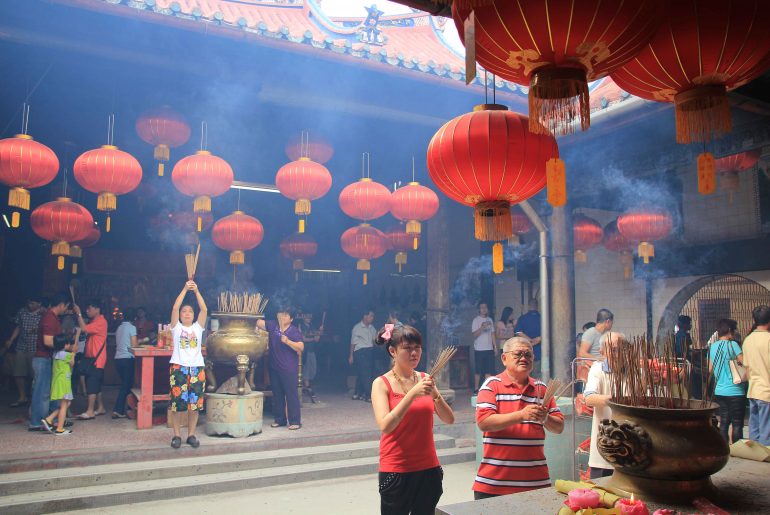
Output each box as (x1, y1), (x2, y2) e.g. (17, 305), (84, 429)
(89, 338), (106, 360)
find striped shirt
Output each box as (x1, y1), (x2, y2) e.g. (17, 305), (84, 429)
(474, 373), (563, 496)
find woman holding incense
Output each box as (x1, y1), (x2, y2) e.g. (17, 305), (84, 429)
(473, 336), (564, 499)
(371, 324), (454, 515)
(168, 280), (207, 449)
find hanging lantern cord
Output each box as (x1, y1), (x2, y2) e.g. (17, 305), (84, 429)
(301, 129), (309, 159)
(21, 103), (31, 135)
(412, 156), (415, 182)
(106, 113), (115, 146)
(200, 121), (208, 151)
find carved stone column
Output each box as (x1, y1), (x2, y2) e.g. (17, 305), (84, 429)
(426, 204), (455, 404)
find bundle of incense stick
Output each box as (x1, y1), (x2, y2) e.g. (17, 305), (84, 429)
(68, 285), (76, 305)
(428, 346), (457, 377)
(217, 291), (269, 315)
(537, 379), (571, 406)
(184, 244), (201, 280)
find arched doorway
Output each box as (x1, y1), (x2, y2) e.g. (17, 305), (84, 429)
(657, 274), (770, 345)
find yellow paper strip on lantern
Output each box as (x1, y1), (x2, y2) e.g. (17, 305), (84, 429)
(697, 152), (716, 195)
(546, 158), (567, 207)
(492, 242), (504, 274)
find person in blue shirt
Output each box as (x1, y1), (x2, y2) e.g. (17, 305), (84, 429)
(514, 299), (542, 376)
(708, 318), (747, 443)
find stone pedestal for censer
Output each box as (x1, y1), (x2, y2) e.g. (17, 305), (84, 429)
(204, 312), (268, 438)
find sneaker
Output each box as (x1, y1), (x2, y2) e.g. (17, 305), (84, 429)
(171, 436), (182, 449)
(55, 429), (73, 435)
(41, 419), (54, 434)
(186, 435), (200, 448)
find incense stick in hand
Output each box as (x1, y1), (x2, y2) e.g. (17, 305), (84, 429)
(428, 346), (457, 378)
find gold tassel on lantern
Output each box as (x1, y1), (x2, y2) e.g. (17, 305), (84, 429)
(295, 199), (311, 216)
(72, 262), (78, 274)
(9, 187), (30, 210)
(395, 251), (407, 273)
(675, 86), (731, 144)
(357, 259), (371, 286)
(529, 67), (590, 136)
(293, 259), (304, 271)
(474, 201), (512, 241)
(11, 211), (20, 228)
(697, 152), (716, 195)
(575, 250), (587, 263)
(620, 252), (633, 280)
(52, 241), (71, 257)
(492, 242), (504, 274)
(406, 220), (421, 250)
(70, 246), (83, 259)
(155, 144), (170, 176)
(194, 196), (211, 213)
(546, 158), (567, 207)
(638, 242), (654, 264)
(230, 250), (245, 265)
(97, 192), (117, 211)
(106, 214), (111, 233)
(298, 218), (306, 234)
(57, 256), (65, 270)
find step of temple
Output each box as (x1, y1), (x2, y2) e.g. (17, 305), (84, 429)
(0, 436), (475, 514)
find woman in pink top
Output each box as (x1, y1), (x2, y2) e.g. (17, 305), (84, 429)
(371, 324), (454, 515)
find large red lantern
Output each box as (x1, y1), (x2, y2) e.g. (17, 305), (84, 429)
(0, 134), (59, 228)
(211, 211), (264, 265)
(389, 182), (438, 250)
(172, 150), (234, 232)
(30, 197), (94, 270)
(427, 104), (559, 272)
(611, 1), (770, 146)
(617, 208), (673, 264)
(280, 233), (318, 271)
(453, 1), (662, 135)
(573, 214), (603, 263)
(275, 157), (332, 233)
(603, 220), (635, 279)
(69, 224), (101, 274)
(339, 178), (391, 222)
(385, 225), (417, 273)
(508, 206), (533, 245)
(136, 106), (191, 176)
(73, 145), (142, 232)
(340, 224), (388, 285)
(716, 150), (761, 197)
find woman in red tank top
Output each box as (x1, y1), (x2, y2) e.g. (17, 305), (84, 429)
(371, 324), (455, 515)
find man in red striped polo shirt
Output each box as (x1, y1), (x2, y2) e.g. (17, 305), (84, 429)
(473, 336), (564, 499)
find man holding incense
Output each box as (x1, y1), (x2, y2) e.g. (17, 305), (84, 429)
(473, 336), (564, 499)
(256, 307), (304, 430)
(583, 331), (627, 479)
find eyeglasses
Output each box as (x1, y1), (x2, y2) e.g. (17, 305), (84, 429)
(504, 351), (534, 360)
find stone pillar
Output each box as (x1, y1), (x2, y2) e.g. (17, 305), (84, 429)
(426, 205), (455, 404)
(549, 206), (575, 382)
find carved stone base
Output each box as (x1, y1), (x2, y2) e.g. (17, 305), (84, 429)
(205, 391), (264, 438)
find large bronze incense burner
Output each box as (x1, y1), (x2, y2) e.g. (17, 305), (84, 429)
(205, 312), (268, 395)
(598, 398), (729, 503)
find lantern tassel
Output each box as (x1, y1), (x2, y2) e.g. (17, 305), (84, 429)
(11, 211), (20, 228)
(406, 220), (421, 235)
(154, 144), (170, 162)
(97, 192), (117, 212)
(106, 214), (111, 233)
(158, 162), (164, 177)
(546, 158), (567, 207)
(292, 259), (304, 271)
(193, 196), (211, 213)
(474, 201), (512, 241)
(675, 85), (731, 144)
(299, 218), (305, 234)
(492, 242), (504, 274)
(230, 250), (245, 265)
(697, 152), (716, 195)
(413, 237), (419, 251)
(529, 67), (589, 136)
(620, 252), (633, 280)
(363, 272), (368, 286)
(9, 187), (30, 210)
(575, 250), (587, 264)
(57, 256), (65, 270)
(72, 262), (78, 275)
(638, 242), (654, 264)
(294, 271), (299, 282)
(52, 241), (70, 256)
(197, 216), (202, 233)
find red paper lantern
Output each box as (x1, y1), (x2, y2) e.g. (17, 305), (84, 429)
(617, 208), (673, 264)
(30, 197), (94, 270)
(573, 215), (603, 263)
(276, 158), (332, 233)
(0, 134), (59, 228)
(73, 145), (142, 232)
(340, 224), (388, 285)
(385, 225), (417, 273)
(339, 178), (391, 222)
(390, 182), (439, 250)
(211, 211), (264, 265)
(453, 1), (662, 135)
(603, 220), (634, 279)
(172, 150), (234, 231)
(427, 104), (558, 256)
(285, 135), (334, 164)
(136, 107), (191, 176)
(611, 1), (770, 145)
(508, 206), (533, 245)
(280, 233), (318, 271)
(716, 150), (761, 196)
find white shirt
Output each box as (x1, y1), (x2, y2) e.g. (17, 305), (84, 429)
(351, 322), (376, 352)
(471, 316), (494, 351)
(584, 360), (613, 470)
(170, 322), (205, 367)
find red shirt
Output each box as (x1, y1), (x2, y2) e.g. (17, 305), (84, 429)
(84, 315), (109, 369)
(474, 373), (563, 496)
(379, 373), (440, 473)
(35, 311), (61, 358)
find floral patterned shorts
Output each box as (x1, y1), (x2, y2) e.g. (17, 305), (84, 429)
(169, 364), (206, 412)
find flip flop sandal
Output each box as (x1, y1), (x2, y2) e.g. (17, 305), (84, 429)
(270, 423), (286, 428)
(288, 424), (302, 430)
(76, 414), (95, 420)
